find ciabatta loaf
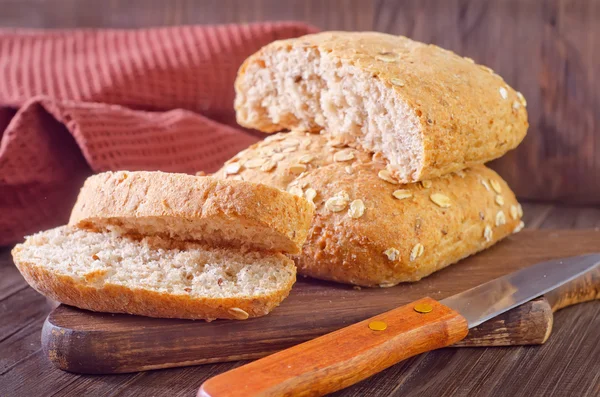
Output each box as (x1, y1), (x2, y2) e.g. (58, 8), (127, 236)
(234, 32), (528, 183)
(214, 131), (524, 287)
(70, 171), (314, 254)
(12, 226), (296, 320)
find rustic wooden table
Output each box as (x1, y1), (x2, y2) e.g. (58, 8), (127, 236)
(1, 202), (599, 397)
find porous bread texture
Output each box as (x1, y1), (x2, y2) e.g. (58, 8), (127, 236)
(69, 171), (314, 255)
(12, 226), (296, 320)
(214, 131), (524, 287)
(235, 31), (529, 183)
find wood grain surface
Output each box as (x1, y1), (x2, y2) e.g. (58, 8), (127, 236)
(40, 231), (600, 375)
(1, 0), (598, 204)
(1, 203), (600, 397)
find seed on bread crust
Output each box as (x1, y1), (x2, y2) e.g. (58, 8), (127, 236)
(430, 193), (452, 208)
(490, 179), (502, 193)
(288, 186), (303, 198)
(391, 78), (405, 87)
(378, 170), (398, 184)
(513, 221), (525, 233)
(375, 51), (399, 62)
(499, 87), (508, 100)
(384, 248), (400, 261)
(260, 160), (277, 172)
(272, 153), (285, 162)
(393, 189), (413, 200)
(327, 138), (346, 148)
(510, 205), (518, 220)
(496, 211), (506, 226)
(349, 199), (366, 219)
(228, 307), (250, 320)
(333, 150), (355, 162)
(325, 196), (348, 212)
(495, 195), (505, 206)
(484, 225), (493, 242)
(305, 188), (317, 204)
(516, 91), (527, 107)
(410, 243), (424, 261)
(421, 180), (432, 189)
(225, 162), (241, 175)
(245, 158), (266, 169)
(281, 139), (300, 148)
(289, 164), (307, 174)
(298, 154), (314, 164)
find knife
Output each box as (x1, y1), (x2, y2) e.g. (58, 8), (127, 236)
(198, 254), (600, 397)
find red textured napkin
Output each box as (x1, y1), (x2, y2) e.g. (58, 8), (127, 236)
(0, 23), (317, 246)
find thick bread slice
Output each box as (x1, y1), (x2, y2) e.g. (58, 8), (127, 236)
(213, 131), (524, 287)
(234, 31), (528, 183)
(12, 226), (296, 320)
(69, 172), (314, 255)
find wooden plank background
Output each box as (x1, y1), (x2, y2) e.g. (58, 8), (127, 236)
(1, 0), (598, 203)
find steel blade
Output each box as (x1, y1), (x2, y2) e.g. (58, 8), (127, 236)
(441, 254), (600, 328)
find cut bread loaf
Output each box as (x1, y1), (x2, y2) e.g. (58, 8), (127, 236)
(234, 31), (528, 183)
(12, 226), (296, 320)
(213, 131), (524, 287)
(69, 171), (314, 255)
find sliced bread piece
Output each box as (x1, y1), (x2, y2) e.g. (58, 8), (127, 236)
(234, 31), (528, 183)
(69, 171), (314, 254)
(12, 226), (296, 320)
(214, 131), (524, 287)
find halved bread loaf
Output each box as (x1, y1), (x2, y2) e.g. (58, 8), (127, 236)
(69, 171), (314, 254)
(234, 31), (528, 183)
(12, 226), (296, 320)
(214, 131), (524, 287)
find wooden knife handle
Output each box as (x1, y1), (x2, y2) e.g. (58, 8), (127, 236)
(199, 297), (468, 397)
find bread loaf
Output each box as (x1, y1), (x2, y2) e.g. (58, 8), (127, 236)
(14, 171), (314, 320)
(213, 131), (524, 287)
(234, 32), (528, 183)
(12, 226), (296, 320)
(70, 171), (314, 254)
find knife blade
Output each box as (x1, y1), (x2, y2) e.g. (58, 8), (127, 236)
(199, 254), (600, 397)
(441, 254), (600, 328)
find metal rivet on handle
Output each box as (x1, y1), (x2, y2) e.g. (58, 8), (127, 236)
(414, 303), (433, 314)
(368, 321), (387, 331)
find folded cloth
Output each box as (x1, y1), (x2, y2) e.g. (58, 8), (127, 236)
(0, 23), (317, 246)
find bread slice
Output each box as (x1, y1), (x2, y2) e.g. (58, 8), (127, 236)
(214, 131), (524, 287)
(234, 31), (528, 183)
(12, 226), (296, 320)
(69, 171), (314, 255)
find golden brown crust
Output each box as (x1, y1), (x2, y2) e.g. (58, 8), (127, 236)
(214, 132), (524, 287)
(69, 172), (314, 254)
(212, 131), (372, 190)
(235, 31), (528, 182)
(11, 242), (296, 321)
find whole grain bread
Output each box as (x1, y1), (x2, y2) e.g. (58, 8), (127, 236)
(234, 31), (528, 183)
(213, 131), (524, 287)
(12, 226), (296, 320)
(69, 171), (314, 254)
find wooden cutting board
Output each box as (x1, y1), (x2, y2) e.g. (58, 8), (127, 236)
(42, 230), (600, 374)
